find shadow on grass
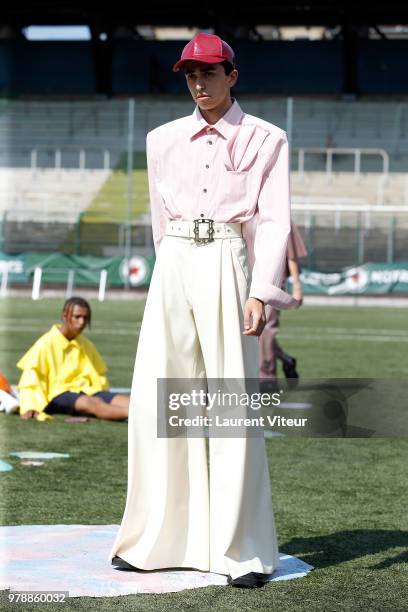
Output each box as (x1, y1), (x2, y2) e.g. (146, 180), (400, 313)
(282, 529), (408, 569)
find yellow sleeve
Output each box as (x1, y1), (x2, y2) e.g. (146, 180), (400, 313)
(18, 368), (49, 415)
(82, 338), (110, 390)
(18, 385), (54, 421)
(36, 412), (54, 421)
(17, 338), (50, 415)
(99, 375), (110, 392)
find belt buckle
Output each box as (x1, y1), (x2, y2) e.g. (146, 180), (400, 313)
(193, 218), (215, 245)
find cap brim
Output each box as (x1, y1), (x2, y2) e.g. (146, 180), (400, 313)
(172, 56), (226, 72)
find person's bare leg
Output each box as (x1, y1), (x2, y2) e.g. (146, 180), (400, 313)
(259, 305), (279, 380)
(274, 339), (285, 362)
(109, 394), (130, 412)
(74, 395), (128, 421)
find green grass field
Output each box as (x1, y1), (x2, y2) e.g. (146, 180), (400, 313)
(0, 298), (407, 611)
(1, 299), (408, 384)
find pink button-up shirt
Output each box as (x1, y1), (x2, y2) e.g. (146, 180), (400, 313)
(146, 98), (297, 309)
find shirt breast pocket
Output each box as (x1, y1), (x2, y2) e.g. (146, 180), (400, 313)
(217, 170), (249, 209)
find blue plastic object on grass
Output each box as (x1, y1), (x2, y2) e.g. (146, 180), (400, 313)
(0, 460), (13, 472)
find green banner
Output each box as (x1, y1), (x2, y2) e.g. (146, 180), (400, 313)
(290, 263), (408, 295)
(0, 252), (155, 288)
(2, 253), (408, 294)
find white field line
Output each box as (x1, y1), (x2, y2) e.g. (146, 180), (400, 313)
(1, 320), (407, 335)
(0, 323), (141, 335)
(264, 431), (286, 438)
(279, 402), (313, 410)
(280, 333), (408, 342)
(1, 321), (408, 342)
(1, 331), (406, 342)
(283, 326), (408, 336)
(0, 318), (140, 328)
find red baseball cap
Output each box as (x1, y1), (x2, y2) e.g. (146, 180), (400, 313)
(172, 32), (236, 72)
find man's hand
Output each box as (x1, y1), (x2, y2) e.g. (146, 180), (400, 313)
(243, 297), (266, 336)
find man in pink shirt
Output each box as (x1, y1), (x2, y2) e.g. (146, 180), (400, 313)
(110, 32), (298, 588)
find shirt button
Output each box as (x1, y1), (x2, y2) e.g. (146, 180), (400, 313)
(205, 164), (209, 169)
(203, 188), (207, 193)
(207, 140), (213, 145)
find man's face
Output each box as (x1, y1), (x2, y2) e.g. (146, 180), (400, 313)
(63, 305), (90, 338)
(183, 61), (238, 112)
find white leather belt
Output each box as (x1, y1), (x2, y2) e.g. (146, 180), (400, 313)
(165, 219), (242, 244)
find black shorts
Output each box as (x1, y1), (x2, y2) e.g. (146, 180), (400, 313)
(45, 391), (117, 415)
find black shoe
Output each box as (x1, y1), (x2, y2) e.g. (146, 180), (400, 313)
(111, 555), (137, 571)
(227, 572), (271, 588)
(282, 356), (299, 388)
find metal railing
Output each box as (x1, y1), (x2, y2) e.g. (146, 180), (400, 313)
(29, 146), (111, 170)
(29, 266), (109, 301)
(0, 212), (153, 257)
(1, 208), (408, 266)
(295, 147), (390, 176)
(0, 266), (109, 301)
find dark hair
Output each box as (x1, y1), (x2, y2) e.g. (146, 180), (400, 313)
(220, 60), (235, 75)
(62, 296), (92, 327)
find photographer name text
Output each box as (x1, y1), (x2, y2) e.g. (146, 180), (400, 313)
(168, 415), (308, 428)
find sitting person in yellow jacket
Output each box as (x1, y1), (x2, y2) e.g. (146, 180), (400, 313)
(17, 296), (129, 421)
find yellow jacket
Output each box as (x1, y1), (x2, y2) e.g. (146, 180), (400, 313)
(17, 325), (109, 421)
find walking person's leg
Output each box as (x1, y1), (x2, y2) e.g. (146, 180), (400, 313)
(259, 305), (280, 382)
(260, 307), (299, 387)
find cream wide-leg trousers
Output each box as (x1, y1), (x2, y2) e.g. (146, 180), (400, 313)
(109, 230), (280, 580)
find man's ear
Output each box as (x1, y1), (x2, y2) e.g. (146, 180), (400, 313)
(229, 69), (238, 88)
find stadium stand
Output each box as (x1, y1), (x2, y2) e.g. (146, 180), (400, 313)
(1, 98), (407, 267)
(0, 169), (110, 222)
(1, 98), (407, 159)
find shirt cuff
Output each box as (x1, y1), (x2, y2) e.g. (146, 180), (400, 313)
(249, 282), (299, 309)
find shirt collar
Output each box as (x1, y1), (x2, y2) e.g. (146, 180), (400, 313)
(189, 98), (244, 140)
(51, 324), (80, 349)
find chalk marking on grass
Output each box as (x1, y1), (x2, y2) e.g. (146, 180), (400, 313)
(283, 326), (408, 336)
(280, 333), (408, 342)
(264, 431), (286, 438)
